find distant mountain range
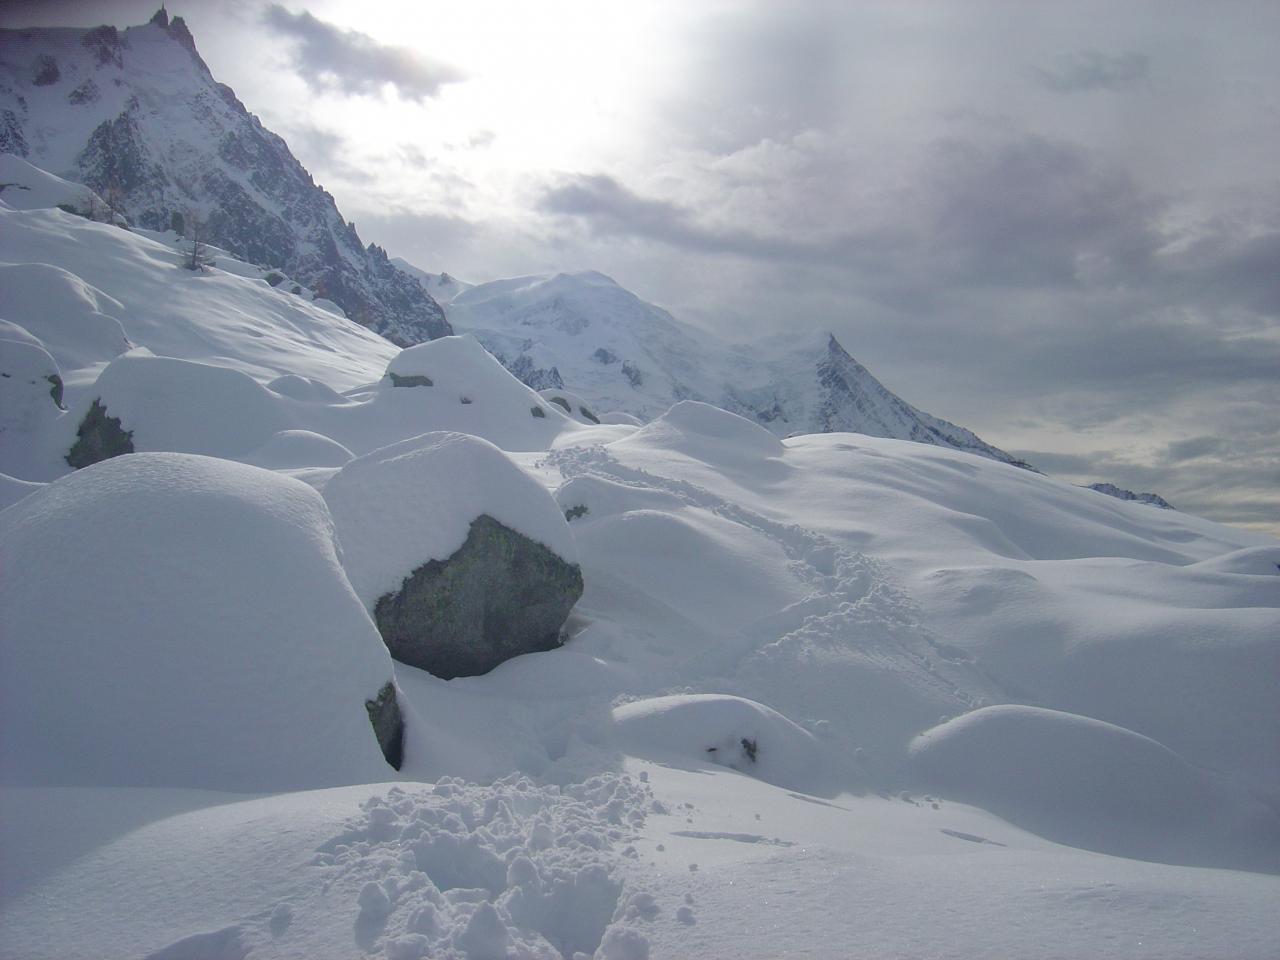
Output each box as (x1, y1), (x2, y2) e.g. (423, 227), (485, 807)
(0, 9), (450, 345)
(416, 268), (1034, 468)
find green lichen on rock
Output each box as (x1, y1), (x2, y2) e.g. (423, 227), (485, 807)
(530, 406), (546, 419)
(373, 514), (584, 679)
(364, 680), (404, 770)
(66, 398), (134, 469)
(388, 372), (433, 388)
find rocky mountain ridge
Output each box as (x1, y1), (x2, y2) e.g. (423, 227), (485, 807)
(0, 9), (450, 346)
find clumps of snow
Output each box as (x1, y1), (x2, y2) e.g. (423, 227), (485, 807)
(610, 694), (829, 794)
(323, 431), (579, 608)
(242, 429), (354, 469)
(616, 400), (784, 464)
(311, 774), (654, 959)
(908, 704), (1274, 870)
(0, 452), (398, 791)
(0, 262), (132, 373)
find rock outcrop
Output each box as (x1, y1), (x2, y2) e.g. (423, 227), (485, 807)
(373, 514), (583, 679)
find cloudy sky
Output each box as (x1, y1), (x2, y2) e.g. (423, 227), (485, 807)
(6, 1), (1279, 533)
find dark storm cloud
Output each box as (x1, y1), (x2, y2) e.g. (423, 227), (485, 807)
(539, 173), (835, 262)
(1161, 436), (1226, 464)
(540, 132), (1161, 298)
(1033, 50), (1150, 94)
(262, 5), (462, 101)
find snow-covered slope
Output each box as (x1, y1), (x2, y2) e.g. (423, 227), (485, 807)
(0, 202), (397, 389)
(443, 269), (1031, 467)
(0, 11), (450, 345)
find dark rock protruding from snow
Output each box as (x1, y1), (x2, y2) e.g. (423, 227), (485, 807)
(66, 397), (133, 468)
(374, 513), (584, 679)
(364, 681), (405, 770)
(1087, 482), (1174, 509)
(0, 15), (451, 347)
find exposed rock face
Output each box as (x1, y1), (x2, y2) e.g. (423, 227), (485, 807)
(1087, 482), (1174, 510)
(373, 514), (584, 679)
(0, 16), (452, 347)
(66, 397), (133, 468)
(364, 681), (405, 769)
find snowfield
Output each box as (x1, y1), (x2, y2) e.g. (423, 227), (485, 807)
(1, 177), (1278, 959)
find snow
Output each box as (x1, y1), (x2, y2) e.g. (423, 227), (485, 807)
(0, 205), (398, 390)
(323, 431), (578, 608)
(0, 452), (398, 792)
(610, 695), (830, 795)
(2, 154), (1278, 958)
(0, 153), (100, 213)
(909, 704), (1275, 871)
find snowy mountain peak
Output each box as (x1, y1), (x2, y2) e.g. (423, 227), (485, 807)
(437, 267), (1034, 467)
(0, 13), (450, 347)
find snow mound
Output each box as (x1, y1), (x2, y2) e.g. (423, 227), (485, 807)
(0, 262), (131, 373)
(242, 429), (354, 469)
(611, 694), (828, 793)
(0, 472), (42, 511)
(1188, 545), (1280, 577)
(267, 373), (346, 404)
(908, 705), (1275, 869)
(0, 452), (398, 791)
(617, 400), (785, 464)
(365, 335), (576, 452)
(324, 431), (578, 608)
(0, 154), (99, 214)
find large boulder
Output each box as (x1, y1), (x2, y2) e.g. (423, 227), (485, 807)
(324, 432), (584, 679)
(0, 452), (403, 790)
(0, 334), (68, 479)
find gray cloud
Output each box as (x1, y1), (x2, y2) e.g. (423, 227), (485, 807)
(262, 5), (463, 101)
(1034, 50), (1149, 94)
(1161, 436), (1226, 464)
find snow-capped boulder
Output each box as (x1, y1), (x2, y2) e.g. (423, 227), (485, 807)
(615, 400), (785, 465)
(0, 453), (402, 790)
(242, 429), (353, 469)
(362, 335), (576, 452)
(0, 336), (67, 477)
(324, 432), (584, 679)
(63, 351), (287, 467)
